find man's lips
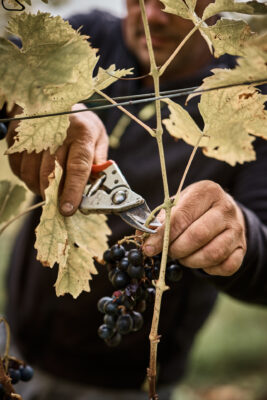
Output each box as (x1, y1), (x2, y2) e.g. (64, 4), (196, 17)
(138, 32), (176, 48)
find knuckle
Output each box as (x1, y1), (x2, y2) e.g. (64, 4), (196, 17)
(204, 245), (225, 265)
(221, 258), (239, 276)
(175, 207), (192, 232)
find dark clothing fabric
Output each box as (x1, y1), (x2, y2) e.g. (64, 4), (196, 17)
(6, 10), (267, 390)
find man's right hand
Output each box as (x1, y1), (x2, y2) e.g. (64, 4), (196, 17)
(6, 103), (109, 216)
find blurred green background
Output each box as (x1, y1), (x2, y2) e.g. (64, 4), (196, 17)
(1, 137), (267, 400)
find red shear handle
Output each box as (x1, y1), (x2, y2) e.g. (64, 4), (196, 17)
(91, 160), (113, 174)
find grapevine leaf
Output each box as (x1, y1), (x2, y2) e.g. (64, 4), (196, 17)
(185, 0), (197, 12)
(188, 33), (267, 102)
(93, 65), (133, 92)
(162, 99), (208, 145)
(201, 18), (254, 57)
(35, 161), (111, 298)
(0, 181), (26, 225)
(0, 13), (97, 111)
(203, 0), (267, 20)
(199, 87), (267, 165)
(160, 0), (191, 19)
(164, 88), (267, 166)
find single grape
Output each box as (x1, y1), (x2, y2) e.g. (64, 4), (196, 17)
(119, 257), (129, 271)
(105, 332), (122, 347)
(128, 249), (143, 266)
(104, 313), (117, 328)
(166, 263), (183, 282)
(146, 287), (156, 303)
(0, 123), (7, 140)
(97, 296), (112, 313)
(103, 249), (114, 263)
(8, 368), (21, 384)
(131, 311), (144, 332)
(116, 314), (133, 335)
(19, 365), (34, 382)
(127, 264), (145, 279)
(135, 299), (146, 313)
(144, 266), (153, 280)
(110, 244), (125, 261)
(104, 300), (120, 315)
(98, 324), (114, 340)
(112, 270), (130, 289)
(120, 294), (136, 311)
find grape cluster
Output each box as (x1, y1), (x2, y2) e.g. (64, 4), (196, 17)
(0, 357), (34, 400)
(97, 243), (183, 347)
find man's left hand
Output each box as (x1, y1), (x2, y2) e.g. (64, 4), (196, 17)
(143, 180), (247, 277)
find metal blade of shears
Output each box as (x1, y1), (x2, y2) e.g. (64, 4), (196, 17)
(119, 201), (161, 234)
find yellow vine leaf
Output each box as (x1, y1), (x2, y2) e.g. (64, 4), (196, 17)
(203, 0), (267, 21)
(201, 18), (254, 58)
(0, 181), (26, 225)
(35, 161), (111, 298)
(2, 13), (132, 155)
(160, 0), (191, 19)
(163, 87), (267, 166)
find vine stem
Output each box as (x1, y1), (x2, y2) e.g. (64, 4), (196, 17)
(95, 89), (155, 137)
(138, 1), (172, 398)
(0, 200), (45, 236)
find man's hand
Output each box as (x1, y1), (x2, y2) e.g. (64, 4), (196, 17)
(6, 104), (109, 216)
(143, 181), (247, 277)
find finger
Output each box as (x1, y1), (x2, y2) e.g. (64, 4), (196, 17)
(143, 182), (223, 256)
(39, 146), (68, 199)
(59, 139), (94, 216)
(20, 152), (42, 195)
(202, 247), (245, 276)
(93, 127), (109, 164)
(169, 207), (227, 259)
(177, 227), (240, 269)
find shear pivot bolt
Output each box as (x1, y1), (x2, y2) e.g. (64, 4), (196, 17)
(112, 191), (127, 204)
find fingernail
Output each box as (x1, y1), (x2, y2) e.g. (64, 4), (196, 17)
(61, 202), (74, 214)
(144, 245), (155, 256)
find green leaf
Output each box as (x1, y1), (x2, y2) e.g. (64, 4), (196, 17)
(160, 0), (191, 19)
(93, 65), (133, 92)
(201, 18), (254, 57)
(0, 181), (26, 225)
(35, 161), (111, 298)
(203, 0), (267, 20)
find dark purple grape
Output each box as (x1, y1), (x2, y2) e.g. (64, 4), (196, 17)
(119, 257), (129, 271)
(112, 270), (130, 289)
(110, 244), (125, 261)
(105, 332), (122, 347)
(128, 249), (143, 266)
(135, 299), (146, 313)
(120, 294), (136, 310)
(98, 324), (114, 340)
(166, 263), (183, 282)
(144, 266), (153, 280)
(104, 300), (119, 315)
(146, 287), (156, 303)
(8, 368), (21, 384)
(97, 296), (112, 313)
(116, 314), (133, 335)
(0, 123), (7, 140)
(19, 365), (34, 381)
(132, 311), (144, 332)
(153, 265), (160, 279)
(127, 264), (145, 279)
(103, 249), (114, 263)
(108, 268), (116, 283)
(104, 313), (117, 328)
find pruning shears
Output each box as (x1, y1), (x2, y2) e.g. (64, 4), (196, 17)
(79, 160), (161, 234)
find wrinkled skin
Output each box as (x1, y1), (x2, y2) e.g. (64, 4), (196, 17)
(6, 0), (247, 276)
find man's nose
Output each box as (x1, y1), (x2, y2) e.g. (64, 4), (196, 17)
(145, 0), (169, 25)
